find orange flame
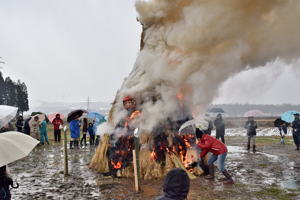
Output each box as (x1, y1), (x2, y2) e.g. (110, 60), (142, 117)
(150, 148), (157, 161)
(130, 110), (141, 119)
(177, 93), (183, 107)
(111, 160), (122, 169)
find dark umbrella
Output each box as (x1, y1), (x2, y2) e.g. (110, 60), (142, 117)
(274, 118), (290, 127)
(67, 109), (88, 122)
(30, 112), (49, 123)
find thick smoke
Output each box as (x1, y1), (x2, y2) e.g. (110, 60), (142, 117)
(106, 0), (300, 133)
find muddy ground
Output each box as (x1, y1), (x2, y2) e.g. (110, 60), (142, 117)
(8, 134), (300, 200)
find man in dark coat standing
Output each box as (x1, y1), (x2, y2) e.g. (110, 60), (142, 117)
(15, 116), (23, 132)
(291, 113), (300, 150)
(23, 117), (31, 135)
(214, 113), (225, 143)
(203, 114), (213, 135)
(154, 168), (190, 200)
(244, 116), (258, 151)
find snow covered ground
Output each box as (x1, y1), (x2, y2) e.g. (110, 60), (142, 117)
(210, 127), (292, 137)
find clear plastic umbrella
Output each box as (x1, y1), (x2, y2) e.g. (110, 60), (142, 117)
(0, 105), (18, 129)
(178, 119), (208, 135)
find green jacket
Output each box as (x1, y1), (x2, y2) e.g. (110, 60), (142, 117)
(39, 120), (47, 133)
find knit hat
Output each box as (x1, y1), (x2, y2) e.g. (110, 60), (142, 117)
(195, 128), (203, 139)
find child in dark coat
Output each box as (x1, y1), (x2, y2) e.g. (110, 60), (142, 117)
(0, 165), (14, 200)
(88, 123), (95, 145)
(279, 123), (287, 144)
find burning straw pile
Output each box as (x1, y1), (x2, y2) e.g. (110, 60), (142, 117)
(89, 97), (206, 179)
(90, 0), (300, 179)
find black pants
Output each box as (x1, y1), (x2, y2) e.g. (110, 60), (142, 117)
(54, 130), (61, 142)
(90, 135), (95, 145)
(216, 135), (225, 144)
(80, 134), (87, 145)
(293, 135), (300, 149)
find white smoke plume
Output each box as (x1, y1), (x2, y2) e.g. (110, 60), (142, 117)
(109, 0), (300, 133)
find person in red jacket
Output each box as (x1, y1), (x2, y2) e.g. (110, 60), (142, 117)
(52, 114), (63, 143)
(195, 128), (234, 185)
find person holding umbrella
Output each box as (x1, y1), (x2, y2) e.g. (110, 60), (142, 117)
(0, 131), (39, 199)
(0, 165), (15, 200)
(52, 114), (63, 143)
(244, 116), (258, 151)
(69, 116), (81, 149)
(291, 113), (300, 150)
(31, 116), (41, 144)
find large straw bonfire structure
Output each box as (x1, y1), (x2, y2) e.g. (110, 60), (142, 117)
(89, 0), (300, 179)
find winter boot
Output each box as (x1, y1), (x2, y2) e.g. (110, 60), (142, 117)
(222, 170), (234, 185)
(253, 145), (256, 152)
(75, 141), (80, 149)
(47, 141), (50, 145)
(205, 165), (215, 180)
(246, 144), (250, 150)
(70, 141), (74, 149)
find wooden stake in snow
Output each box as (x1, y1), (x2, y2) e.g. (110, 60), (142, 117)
(63, 126), (68, 175)
(133, 128), (140, 191)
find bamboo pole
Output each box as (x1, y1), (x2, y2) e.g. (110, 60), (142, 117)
(134, 137), (141, 191)
(132, 150), (139, 191)
(63, 129), (68, 175)
(133, 128), (140, 191)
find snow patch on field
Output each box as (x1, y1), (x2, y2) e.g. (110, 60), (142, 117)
(211, 127), (292, 137)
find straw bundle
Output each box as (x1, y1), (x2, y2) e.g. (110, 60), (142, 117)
(89, 133), (110, 173)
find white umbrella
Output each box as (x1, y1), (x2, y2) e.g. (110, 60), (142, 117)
(0, 131), (39, 167)
(0, 105), (18, 129)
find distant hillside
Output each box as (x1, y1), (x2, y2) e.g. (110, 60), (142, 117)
(209, 104), (300, 117)
(24, 101), (300, 118)
(25, 100), (112, 117)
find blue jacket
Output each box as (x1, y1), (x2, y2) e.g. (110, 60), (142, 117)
(24, 118), (31, 132)
(69, 119), (81, 138)
(292, 119), (300, 136)
(88, 126), (94, 136)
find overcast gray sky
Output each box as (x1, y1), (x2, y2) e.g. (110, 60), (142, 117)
(0, 0), (299, 106)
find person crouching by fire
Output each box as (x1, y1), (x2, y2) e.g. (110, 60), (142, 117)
(69, 116), (81, 149)
(195, 128), (234, 185)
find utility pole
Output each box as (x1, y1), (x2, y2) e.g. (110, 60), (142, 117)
(86, 96), (91, 112)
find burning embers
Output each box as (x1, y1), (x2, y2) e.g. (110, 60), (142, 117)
(150, 127), (169, 165)
(108, 111), (141, 175)
(173, 131), (198, 171)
